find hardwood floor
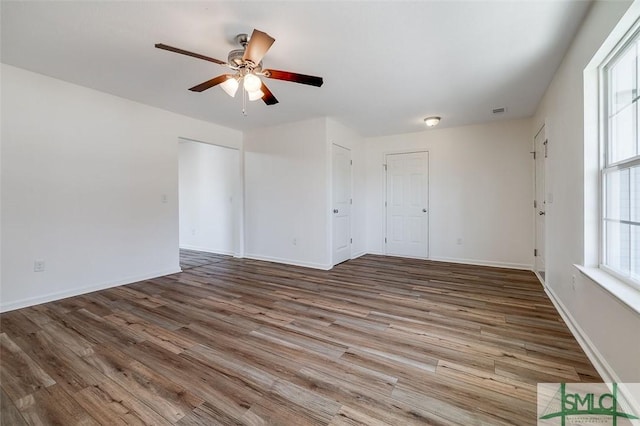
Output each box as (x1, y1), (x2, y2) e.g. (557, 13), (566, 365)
(179, 249), (230, 271)
(1, 253), (600, 425)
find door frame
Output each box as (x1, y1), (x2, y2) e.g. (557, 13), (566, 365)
(383, 150), (430, 259)
(533, 124), (547, 283)
(330, 143), (352, 267)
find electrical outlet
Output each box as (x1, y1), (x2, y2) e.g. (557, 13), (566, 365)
(571, 275), (576, 291)
(292, 238), (297, 246)
(456, 238), (463, 245)
(34, 260), (45, 272)
(161, 194), (168, 203)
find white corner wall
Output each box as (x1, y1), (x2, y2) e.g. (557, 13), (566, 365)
(532, 0), (640, 382)
(243, 117), (330, 269)
(364, 119), (533, 269)
(178, 140), (241, 256)
(0, 64), (242, 312)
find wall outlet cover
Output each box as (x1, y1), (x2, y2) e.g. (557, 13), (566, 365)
(34, 260), (45, 272)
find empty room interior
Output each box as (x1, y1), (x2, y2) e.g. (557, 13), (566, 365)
(1, 1), (639, 425)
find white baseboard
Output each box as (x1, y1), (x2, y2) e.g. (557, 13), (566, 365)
(351, 251), (367, 260)
(243, 253), (332, 271)
(0, 267), (182, 313)
(179, 244), (235, 256)
(428, 256), (532, 270)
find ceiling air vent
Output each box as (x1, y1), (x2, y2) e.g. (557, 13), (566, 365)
(492, 107), (506, 114)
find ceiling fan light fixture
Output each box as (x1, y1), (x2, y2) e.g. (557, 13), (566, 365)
(424, 116), (441, 127)
(220, 76), (239, 97)
(248, 89), (265, 101)
(243, 73), (262, 93)
(156, 28), (322, 110)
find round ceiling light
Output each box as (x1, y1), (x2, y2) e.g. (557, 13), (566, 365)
(424, 116), (441, 127)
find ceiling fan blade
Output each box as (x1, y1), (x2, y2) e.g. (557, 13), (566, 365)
(242, 29), (275, 65)
(264, 69), (323, 87)
(155, 43), (226, 65)
(260, 82), (279, 105)
(189, 75), (232, 92)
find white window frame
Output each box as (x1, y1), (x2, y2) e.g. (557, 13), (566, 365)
(598, 21), (640, 291)
(580, 3), (640, 314)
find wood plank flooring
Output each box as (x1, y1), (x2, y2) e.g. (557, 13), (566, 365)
(179, 249), (230, 271)
(1, 252), (600, 425)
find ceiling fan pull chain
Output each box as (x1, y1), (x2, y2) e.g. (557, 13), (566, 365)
(242, 84), (247, 116)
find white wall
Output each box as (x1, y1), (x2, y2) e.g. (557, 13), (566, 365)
(178, 140), (240, 256)
(243, 117), (365, 269)
(0, 64), (242, 312)
(327, 118), (367, 260)
(365, 119), (533, 269)
(532, 0), (640, 383)
(243, 117), (330, 269)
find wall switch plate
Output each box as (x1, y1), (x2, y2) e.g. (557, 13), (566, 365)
(34, 260), (45, 272)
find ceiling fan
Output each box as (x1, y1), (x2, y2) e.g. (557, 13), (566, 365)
(155, 29), (323, 106)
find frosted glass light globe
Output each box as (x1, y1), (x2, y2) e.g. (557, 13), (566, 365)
(248, 90), (264, 101)
(244, 73), (262, 92)
(220, 77), (239, 97)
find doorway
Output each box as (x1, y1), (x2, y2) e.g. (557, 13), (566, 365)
(332, 144), (352, 266)
(385, 151), (429, 258)
(534, 125), (547, 282)
(178, 139), (241, 256)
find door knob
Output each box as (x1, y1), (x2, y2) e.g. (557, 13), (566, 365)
(422, 208), (427, 213)
(539, 211), (546, 216)
(333, 209), (339, 214)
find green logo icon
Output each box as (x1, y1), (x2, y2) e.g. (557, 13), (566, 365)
(539, 383), (639, 425)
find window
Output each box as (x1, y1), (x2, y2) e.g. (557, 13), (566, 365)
(602, 27), (640, 289)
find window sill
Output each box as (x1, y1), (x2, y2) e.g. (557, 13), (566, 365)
(574, 265), (640, 315)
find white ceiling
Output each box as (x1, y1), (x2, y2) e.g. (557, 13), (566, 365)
(1, 1), (591, 137)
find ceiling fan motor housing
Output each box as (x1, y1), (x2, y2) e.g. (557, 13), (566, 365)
(227, 49), (245, 67)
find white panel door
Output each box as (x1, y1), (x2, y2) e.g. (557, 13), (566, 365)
(332, 144), (352, 265)
(385, 152), (429, 258)
(534, 126), (546, 282)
